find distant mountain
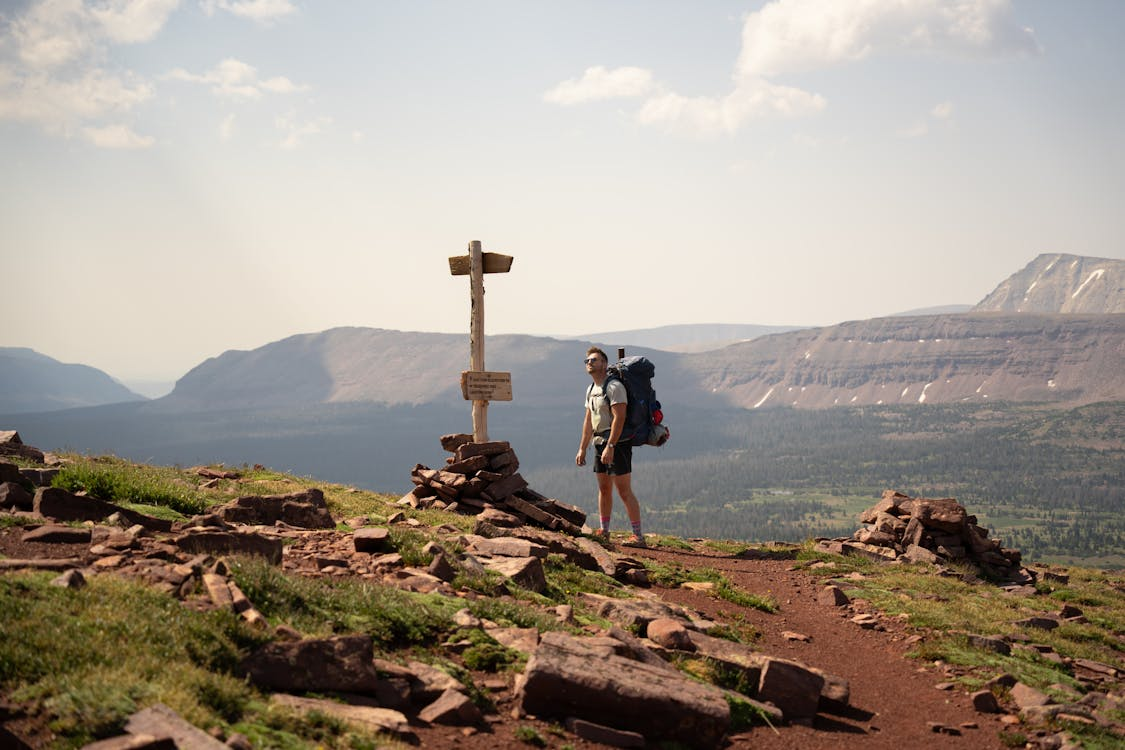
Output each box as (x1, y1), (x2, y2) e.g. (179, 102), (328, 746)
(570, 323), (804, 353)
(0, 348), (145, 413)
(694, 313), (1125, 409)
(156, 327), (714, 412)
(974, 253), (1125, 314)
(145, 311), (1124, 415)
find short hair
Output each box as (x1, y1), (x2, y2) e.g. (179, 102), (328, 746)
(586, 346), (608, 362)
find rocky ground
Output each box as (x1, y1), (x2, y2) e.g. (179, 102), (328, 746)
(1, 445), (1121, 749)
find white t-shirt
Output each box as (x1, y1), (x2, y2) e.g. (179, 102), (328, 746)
(586, 379), (627, 435)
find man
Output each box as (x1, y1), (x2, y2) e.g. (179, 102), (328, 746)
(576, 346), (645, 546)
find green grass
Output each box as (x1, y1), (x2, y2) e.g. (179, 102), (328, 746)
(0, 572), (269, 747)
(51, 457), (210, 516)
(228, 558), (458, 648)
(641, 560), (777, 613)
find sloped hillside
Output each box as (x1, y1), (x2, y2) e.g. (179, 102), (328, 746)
(974, 253), (1125, 314)
(0, 348), (144, 414)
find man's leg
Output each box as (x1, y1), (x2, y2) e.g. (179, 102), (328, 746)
(612, 473), (643, 542)
(596, 472), (614, 537)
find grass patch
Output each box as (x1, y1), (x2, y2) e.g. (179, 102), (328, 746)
(514, 725), (547, 747)
(542, 556), (623, 602)
(228, 558), (457, 648)
(0, 572), (268, 746)
(52, 456), (209, 516)
(642, 561), (776, 613)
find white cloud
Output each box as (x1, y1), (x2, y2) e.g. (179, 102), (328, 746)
(897, 121), (929, 138)
(83, 122), (155, 148)
(545, 0), (1038, 137)
(542, 66), (656, 105)
(219, 112), (236, 141)
(637, 79), (826, 136)
(736, 0), (1040, 79)
(275, 112), (330, 149)
(200, 0), (296, 24)
(0, 67), (152, 127)
(166, 58), (307, 98)
(0, 0), (176, 146)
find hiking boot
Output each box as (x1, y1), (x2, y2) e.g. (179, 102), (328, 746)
(624, 534), (647, 548)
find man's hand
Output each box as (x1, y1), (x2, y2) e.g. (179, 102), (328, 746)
(600, 444), (614, 466)
(576, 449), (587, 467)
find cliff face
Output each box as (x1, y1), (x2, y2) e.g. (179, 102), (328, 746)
(974, 254), (1125, 314)
(694, 313), (1125, 409)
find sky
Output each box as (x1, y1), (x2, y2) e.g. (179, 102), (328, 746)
(2, 0), (1124, 384)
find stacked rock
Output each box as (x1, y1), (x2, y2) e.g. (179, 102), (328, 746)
(406, 434), (586, 535)
(817, 490), (1024, 579)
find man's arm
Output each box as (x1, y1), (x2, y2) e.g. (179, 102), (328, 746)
(576, 408), (593, 466)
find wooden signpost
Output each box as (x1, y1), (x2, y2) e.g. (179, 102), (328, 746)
(449, 240), (513, 442)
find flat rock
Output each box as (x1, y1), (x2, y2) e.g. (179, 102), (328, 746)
(564, 718), (646, 748)
(1010, 682), (1052, 709)
(174, 530), (283, 565)
(22, 524), (92, 544)
(270, 694), (411, 736)
(516, 631), (729, 750)
(124, 703), (226, 750)
(646, 617), (694, 651)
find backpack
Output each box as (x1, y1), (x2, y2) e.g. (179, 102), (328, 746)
(589, 355), (670, 447)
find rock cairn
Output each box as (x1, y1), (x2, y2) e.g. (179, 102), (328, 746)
(405, 434), (587, 534)
(817, 490), (1025, 579)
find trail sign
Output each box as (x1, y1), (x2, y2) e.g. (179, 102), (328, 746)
(449, 240), (514, 442)
(460, 370), (513, 401)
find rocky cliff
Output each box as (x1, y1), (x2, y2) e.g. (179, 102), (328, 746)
(974, 253), (1125, 314)
(695, 313), (1125, 409)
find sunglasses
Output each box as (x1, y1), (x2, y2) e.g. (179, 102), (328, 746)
(583, 357), (600, 364)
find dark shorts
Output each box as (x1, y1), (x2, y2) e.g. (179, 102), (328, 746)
(593, 437), (633, 476)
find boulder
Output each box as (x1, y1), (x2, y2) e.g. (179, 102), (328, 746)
(756, 656), (826, 723)
(818, 585), (850, 607)
(212, 489), (334, 529)
(241, 635), (381, 694)
(646, 617), (694, 651)
(34, 487), (119, 522)
(418, 688), (483, 725)
(0, 481), (33, 510)
(483, 556), (547, 593)
(516, 631), (730, 749)
(354, 527), (391, 553)
(175, 530), (283, 565)
(0, 461), (22, 484)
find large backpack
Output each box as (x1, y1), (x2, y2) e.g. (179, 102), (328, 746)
(591, 355), (669, 447)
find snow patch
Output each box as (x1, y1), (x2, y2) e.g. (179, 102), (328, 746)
(918, 382), (933, 404)
(1025, 280), (1038, 296)
(900, 386), (910, 399)
(1048, 379), (1056, 389)
(803, 351), (811, 360)
(1071, 268), (1105, 299)
(850, 395), (858, 403)
(976, 381), (987, 393)
(752, 388), (774, 409)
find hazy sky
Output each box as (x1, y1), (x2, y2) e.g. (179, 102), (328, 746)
(2, 0), (1124, 382)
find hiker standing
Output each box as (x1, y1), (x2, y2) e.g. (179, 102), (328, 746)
(576, 346), (645, 546)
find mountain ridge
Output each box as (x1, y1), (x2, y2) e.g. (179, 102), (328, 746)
(0, 348), (145, 414)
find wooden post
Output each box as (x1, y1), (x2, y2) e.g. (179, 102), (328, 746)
(469, 241), (488, 442)
(449, 241), (514, 444)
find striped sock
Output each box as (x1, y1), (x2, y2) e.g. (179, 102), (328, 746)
(631, 520), (642, 537)
(600, 516), (611, 534)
